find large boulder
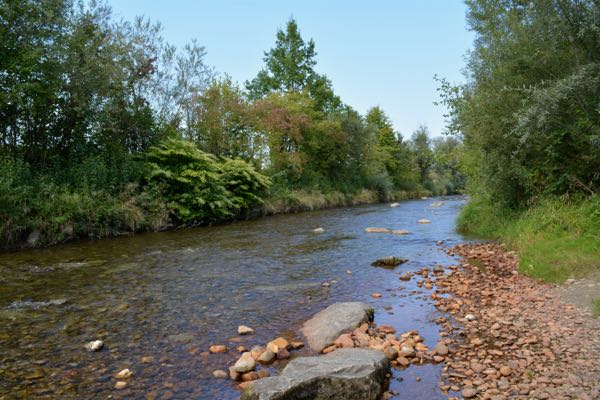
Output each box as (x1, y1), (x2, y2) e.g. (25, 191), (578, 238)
(241, 348), (389, 400)
(301, 302), (373, 352)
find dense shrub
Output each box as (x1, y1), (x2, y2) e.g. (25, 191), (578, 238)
(145, 138), (270, 223)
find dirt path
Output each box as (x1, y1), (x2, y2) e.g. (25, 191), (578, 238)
(431, 243), (600, 399)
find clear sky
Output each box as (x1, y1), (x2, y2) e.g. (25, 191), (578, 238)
(108, 0), (473, 138)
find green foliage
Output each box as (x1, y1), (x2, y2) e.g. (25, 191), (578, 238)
(458, 195), (600, 283)
(593, 299), (600, 317)
(145, 138), (270, 223)
(441, 0), (600, 207)
(246, 18), (341, 112)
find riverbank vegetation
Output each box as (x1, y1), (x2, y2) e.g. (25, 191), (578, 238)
(442, 0), (600, 282)
(0, 1), (463, 249)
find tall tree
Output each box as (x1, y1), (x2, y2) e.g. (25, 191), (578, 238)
(410, 125), (433, 183)
(246, 18), (341, 112)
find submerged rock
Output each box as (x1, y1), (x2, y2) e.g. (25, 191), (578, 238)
(301, 302), (373, 352)
(392, 229), (410, 235)
(241, 348), (389, 400)
(371, 256), (408, 267)
(364, 227), (392, 233)
(84, 340), (104, 352)
(418, 219), (431, 224)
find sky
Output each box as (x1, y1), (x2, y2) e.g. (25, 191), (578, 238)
(108, 1), (473, 138)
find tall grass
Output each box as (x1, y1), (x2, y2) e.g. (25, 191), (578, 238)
(458, 195), (600, 283)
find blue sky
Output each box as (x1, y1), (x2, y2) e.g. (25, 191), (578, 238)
(108, 1), (473, 138)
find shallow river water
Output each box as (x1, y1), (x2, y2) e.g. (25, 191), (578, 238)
(0, 196), (467, 399)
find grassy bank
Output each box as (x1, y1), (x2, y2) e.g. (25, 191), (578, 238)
(1, 182), (433, 251)
(457, 195), (600, 283)
(261, 188), (431, 215)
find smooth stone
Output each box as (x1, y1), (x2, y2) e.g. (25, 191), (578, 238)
(434, 342), (449, 356)
(209, 345), (228, 354)
(390, 203), (400, 207)
(85, 340), (104, 352)
(234, 352), (256, 373)
(364, 227), (392, 233)
(418, 219), (431, 224)
(238, 325), (254, 335)
(114, 381), (127, 390)
(312, 228), (325, 233)
(301, 302), (374, 352)
(392, 230), (410, 235)
(241, 349), (389, 400)
(115, 368), (132, 379)
(399, 273), (411, 281)
(258, 349), (276, 363)
(462, 388), (477, 398)
(213, 370), (228, 379)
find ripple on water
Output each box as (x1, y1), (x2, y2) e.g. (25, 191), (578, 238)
(0, 196), (468, 400)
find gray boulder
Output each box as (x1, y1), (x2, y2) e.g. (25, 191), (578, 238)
(241, 348), (389, 400)
(301, 302), (373, 352)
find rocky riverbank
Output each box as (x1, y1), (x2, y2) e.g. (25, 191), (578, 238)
(430, 243), (600, 399)
(217, 242), (600, 400)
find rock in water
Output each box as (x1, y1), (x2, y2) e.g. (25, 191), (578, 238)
(364, 227), (392, 233)
(241, 349), (389, 400)
(234, 352), (256, 373)
(85, 340), (104, 352)
(238, 325), (254, 335)
(312, 228), (325, 233)
(371, 256), (408, 267)
(392, 229), (410, 235)
(301, 302), (373, 352)
(418, 219), (431, 224)
(390, 203), (400, 207)
(115, 368), (132, 379)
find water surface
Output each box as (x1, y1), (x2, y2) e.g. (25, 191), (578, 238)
(0, 196), (466, 399)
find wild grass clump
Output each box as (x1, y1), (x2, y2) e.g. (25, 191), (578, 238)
(458, 195), (600, 283)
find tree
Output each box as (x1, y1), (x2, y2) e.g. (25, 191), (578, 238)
(246, 18), (341, 112)
(191, 78), (260, 163)
(410, 126), (433, 184)
(441, 0), (600, 206)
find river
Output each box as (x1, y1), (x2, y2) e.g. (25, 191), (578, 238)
(0, 196), (467, 399)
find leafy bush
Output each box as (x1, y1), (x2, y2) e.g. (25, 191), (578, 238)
(145, 138), (270, 223)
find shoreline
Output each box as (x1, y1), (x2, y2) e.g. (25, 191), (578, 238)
(4, 188), (438, 253)
(428, 242), (600, 399)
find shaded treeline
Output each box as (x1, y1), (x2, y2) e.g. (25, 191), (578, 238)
(0, 0), (463, 248)
(444, 0), (600, 282)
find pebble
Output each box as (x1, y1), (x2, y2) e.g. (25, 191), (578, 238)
(312, 228), (325, 233)
(114, 381), (127, 390)
(233, 352), (255, 373)
(238, 325), (254, 335)
(322, 282), (330, 287)
(209, 345), (228, 354)
(465, 314), (476, 321)
(371, 292), (382, 298)
(84, 340), (104, 352)
(257, 349), (275, 363)
(399, 273), (411, 281)
(462, 388), (477, 398)
(434, 342), (449, 356)
(115, 368), (132, 379)
(212, 370), (228, 379)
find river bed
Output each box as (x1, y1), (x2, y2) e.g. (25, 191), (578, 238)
(0, 196), (466, 399)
